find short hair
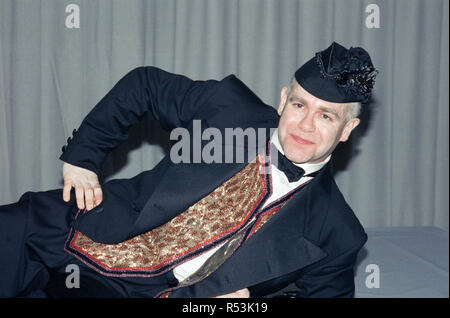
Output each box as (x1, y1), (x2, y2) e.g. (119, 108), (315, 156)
(285, 77), (361, 121)
(345, 101), (361, 121)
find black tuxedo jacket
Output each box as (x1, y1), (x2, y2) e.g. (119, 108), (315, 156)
(60, 67), (367, 298)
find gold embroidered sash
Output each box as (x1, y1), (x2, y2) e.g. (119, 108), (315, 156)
(65, 157), (270, 276)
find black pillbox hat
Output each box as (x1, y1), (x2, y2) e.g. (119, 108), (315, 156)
(295, 42), (378, 104)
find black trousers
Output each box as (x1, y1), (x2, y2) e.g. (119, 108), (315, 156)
(0, 189), (176, 298)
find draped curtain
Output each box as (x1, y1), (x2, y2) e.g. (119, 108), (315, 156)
(0, 0), (448, 231)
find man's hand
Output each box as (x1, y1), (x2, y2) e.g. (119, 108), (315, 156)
(215, 288), (250, 298)
(62, 162), (103, 211)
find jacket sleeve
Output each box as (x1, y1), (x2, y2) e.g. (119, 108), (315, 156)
(59, 66), (219, 174)
(293, 238), (367, 298)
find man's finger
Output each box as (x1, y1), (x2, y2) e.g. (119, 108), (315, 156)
(93, 185), (103, 206)
(62, 183), (72, 202)
(214, 288), (250, 298)
(84, 186), (94, 211)
(75, 184), (85, 210)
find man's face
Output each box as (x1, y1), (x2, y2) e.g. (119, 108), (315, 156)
(277, 80), (360, 164)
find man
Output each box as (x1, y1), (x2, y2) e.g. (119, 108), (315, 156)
(0, 41), (377, 298)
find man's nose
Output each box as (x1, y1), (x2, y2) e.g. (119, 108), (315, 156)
(297, 112), (315, 132)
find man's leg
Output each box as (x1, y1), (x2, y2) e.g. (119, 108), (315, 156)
(0, 188), (175, 298)
(0, 189), (76, 297)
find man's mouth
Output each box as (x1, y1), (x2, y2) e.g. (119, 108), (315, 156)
(290, 134), (315, 145)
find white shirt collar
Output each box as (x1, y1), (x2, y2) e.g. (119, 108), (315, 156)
(270, 128), (330, 176)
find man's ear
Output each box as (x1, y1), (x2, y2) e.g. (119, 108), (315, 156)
(277, 87), (288, 116)
(339, 117), (360, 142)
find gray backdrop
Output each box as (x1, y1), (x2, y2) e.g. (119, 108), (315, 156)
(0, 0), (448, 231)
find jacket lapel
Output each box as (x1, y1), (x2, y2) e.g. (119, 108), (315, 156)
(131, 159), (247, 237)
(131, 119), (276, 238)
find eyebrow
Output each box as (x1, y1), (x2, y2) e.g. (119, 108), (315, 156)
(288, 96), (341, 119)
(288, 96), (306, 104)
(319, 106), (341, 119)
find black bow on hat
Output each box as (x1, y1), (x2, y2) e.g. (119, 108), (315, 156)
(295, 41), (378, 104)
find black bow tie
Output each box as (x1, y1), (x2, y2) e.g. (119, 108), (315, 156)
(272, 147), (305, 183)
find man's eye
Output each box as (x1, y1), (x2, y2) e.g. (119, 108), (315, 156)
(322, 114), (332, 121)
(294, 103), (304, 108)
